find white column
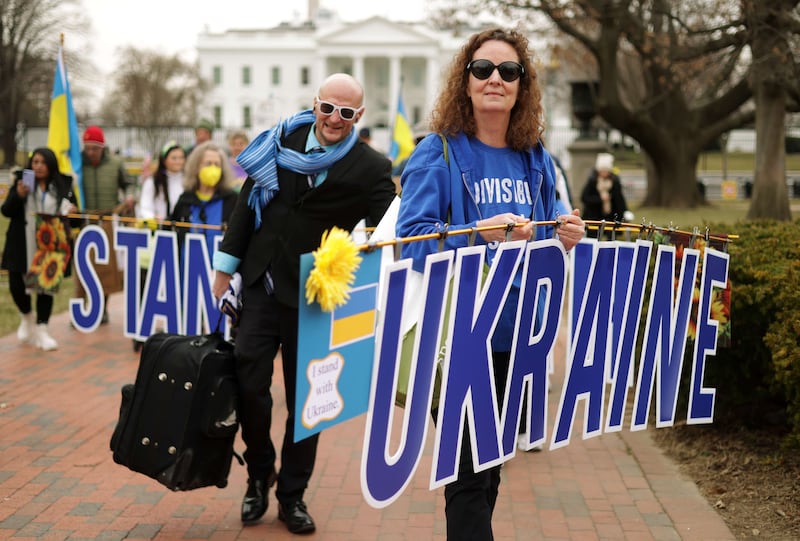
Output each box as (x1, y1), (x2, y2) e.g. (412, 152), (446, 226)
(353, 55), (365, 88)
(389, 55), (401, 120)
(315, 56), (326, 92)
(426, 56), (440, 113)
(352, 55), (368, 127)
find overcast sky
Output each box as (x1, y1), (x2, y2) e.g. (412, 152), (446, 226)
(81, 0), (427, 75)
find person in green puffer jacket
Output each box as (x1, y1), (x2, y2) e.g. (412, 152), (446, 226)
(74, 125), (136, 324)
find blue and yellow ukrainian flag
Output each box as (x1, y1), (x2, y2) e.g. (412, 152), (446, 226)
(388, 93), (415, 167)
(330, 284), (378, 348)
(47, 40), (84, 209)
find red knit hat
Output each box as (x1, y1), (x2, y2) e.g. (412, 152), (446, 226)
(83, 125), (105, 146)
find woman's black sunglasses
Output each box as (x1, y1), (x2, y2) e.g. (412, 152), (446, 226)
(466, 59), (525, 82)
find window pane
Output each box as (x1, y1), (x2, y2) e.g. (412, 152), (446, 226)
(213, 106), (222, 127)
(242, 66), (251, 86)
(213, 66), (222, 85)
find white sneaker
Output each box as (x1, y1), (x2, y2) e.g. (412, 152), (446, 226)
(17, 312), (35, 344)
(35, 324), (58, 351)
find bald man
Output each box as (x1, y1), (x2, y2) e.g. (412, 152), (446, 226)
(212, 74), (395, 533)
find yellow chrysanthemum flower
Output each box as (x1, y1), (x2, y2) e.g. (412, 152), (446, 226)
(305, 227), (362, 312)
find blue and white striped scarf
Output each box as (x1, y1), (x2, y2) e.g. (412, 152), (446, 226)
(237, 109), (358, 229)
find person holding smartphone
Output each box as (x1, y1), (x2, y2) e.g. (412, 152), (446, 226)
(2, 148), (77, 350)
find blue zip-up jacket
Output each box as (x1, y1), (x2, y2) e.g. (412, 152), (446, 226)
(396, 132), (559, 350)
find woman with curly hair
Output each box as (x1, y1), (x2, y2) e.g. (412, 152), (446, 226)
(2, 148), (77, 351)
(396, 27), (585, 539)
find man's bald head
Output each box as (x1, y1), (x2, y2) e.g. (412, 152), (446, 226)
(318, 73), (364, 106)
(313, 73), (365, 146)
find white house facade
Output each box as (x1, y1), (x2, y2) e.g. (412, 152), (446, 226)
(196, 9), (469, 153)
(197, 5), (572, 154)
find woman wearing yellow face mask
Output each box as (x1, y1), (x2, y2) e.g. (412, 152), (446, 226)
(170, 141), (238, 256)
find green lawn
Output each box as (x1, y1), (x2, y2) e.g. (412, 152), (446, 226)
(630, 199), (753, 229)
(614, 150), (800, 171)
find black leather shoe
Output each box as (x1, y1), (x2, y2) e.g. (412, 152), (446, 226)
(278, 500), (316, 534)
(241, 470), (277, 524)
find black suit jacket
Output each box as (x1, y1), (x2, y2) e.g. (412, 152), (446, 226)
(219, 123), (396, 308)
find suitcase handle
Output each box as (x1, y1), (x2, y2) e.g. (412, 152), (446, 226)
(189, 313), (225, 348)
(190, 335), (211, 348)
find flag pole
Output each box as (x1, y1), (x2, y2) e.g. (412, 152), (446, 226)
(48, 32), (85, 209)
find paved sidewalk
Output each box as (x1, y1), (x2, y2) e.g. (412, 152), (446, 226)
(0, 293), (735, 540)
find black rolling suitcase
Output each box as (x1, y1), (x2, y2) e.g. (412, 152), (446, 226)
(110, 331), (240, 491)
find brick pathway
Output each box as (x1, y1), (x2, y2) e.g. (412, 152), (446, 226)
(0, 293), (735, 540)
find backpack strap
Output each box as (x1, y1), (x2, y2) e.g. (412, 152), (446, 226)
(437, 133), (452, 225)
(439, 133), (449, 165)
(396, 133), (452, 243)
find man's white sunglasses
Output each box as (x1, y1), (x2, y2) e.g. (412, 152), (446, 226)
(315, 97), (363, 121)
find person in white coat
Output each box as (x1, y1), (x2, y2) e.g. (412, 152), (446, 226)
(132, 142), (186, 351)
(137, 141), (186, 222)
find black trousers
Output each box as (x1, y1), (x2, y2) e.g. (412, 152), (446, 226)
(8, 271), (53, 324)
(234, 281), (319, 505)
(442, 350), (510, 541)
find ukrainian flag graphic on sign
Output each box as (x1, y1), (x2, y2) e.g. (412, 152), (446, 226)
(330, 284), (377, 348)
(295, 250), (382, 441)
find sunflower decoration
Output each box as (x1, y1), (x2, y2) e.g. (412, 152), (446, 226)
(26, 216), (72, 293)
(686, 282), (731, 342)
(655, 228), (732, 346)
(29, 249), (46, 271)
(58, 238), (72, 267)
(36, 220), (57, 250)
(305, 227), (362, 312)
(52, 216), (68, 242)
(36, 251), (67, 290)
(50, 216), (73, 267)
(25, 253), (44, 290)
